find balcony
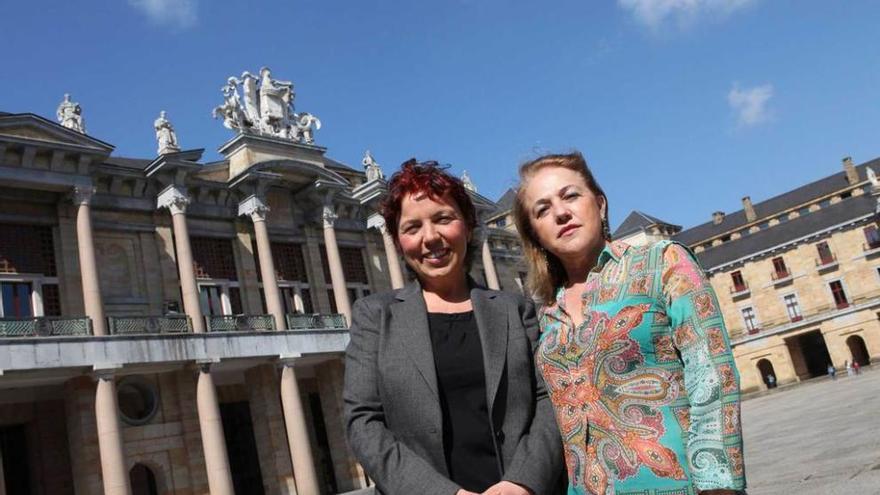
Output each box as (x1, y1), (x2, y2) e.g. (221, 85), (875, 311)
(771, 269), (793, 286)
(287, 313), (347, 330)
(206, 314), (275, 332)
(0, 317), (92, 337)
(729, 282), (751, 299)
(789, 315), (803, 323)
(108, 315), (192, 335)
(815, 254), (839, 271)
(747, 326), (761, 335)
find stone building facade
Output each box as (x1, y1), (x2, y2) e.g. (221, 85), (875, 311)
(0, 98), (521, 493)
(614, 156), (880, 393)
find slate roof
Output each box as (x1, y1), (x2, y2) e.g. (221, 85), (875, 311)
(613, 210), (681, 239)
(103, 156), (153, 169)
(695, 194), (876, 270)
(489, 188), (517, 217)
(674, 159), (876, 246)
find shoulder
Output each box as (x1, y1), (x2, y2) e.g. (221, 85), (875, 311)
(474, 285), (534, 311)
(351, 289), (399, 313)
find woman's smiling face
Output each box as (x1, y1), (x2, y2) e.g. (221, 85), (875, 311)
(396, 191), (470, 288)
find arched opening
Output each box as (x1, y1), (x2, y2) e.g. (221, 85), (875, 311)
(846, 334), (871, 366)
(130, 463), (158, 495)
(756, 359), (777, 389)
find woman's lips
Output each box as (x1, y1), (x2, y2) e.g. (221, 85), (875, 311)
(558, 224), (580, 238)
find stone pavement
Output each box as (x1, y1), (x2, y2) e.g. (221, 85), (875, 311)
(742, 367), (880, 494)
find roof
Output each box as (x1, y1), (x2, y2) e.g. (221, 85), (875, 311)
(674, 159), (876, 246)
(695, 194), (876, 270)
(613, 210), (681, 239)
(490, 188), (517, 217)
(103, 156), (153, 169)
(324, 156), (358, 173)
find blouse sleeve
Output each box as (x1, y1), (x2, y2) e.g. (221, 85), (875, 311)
(660, 242), (746, 492)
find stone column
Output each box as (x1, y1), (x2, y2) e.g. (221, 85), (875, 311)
(279, 359), (321, 495)
(369, 215), (404, 290)
(158, 186), (206, 333)
(322, 202), (352, 324)
(239, 196), (285, 330)
(481, 229), (500, 290)
(196, 363), (235, 495)
(72, 186), (107, 335)
(94, 371), (132, 495)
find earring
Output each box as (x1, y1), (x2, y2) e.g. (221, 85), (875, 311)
(602, 217), (612, 240)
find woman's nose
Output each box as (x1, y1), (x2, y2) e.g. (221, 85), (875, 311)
(423, 223), (441, 243)
(552, 203), (571, 223)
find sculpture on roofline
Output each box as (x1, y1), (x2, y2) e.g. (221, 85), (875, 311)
(461, 170), (477, 192)
(868, 166), (879, 190)
(56, 93), (86, 133)
(213, 66), (320, 144)
(154, 111), (181, 155)
(362, 150), (384, 182)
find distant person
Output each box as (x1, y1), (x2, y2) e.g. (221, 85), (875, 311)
(845, 360), (853, 377)
(766, 373), (776, 389)
(514, 152), (746, 494)
(828, 364), (837, 380)
(344, 160), (563, 495)
(853, 360), (861, 375)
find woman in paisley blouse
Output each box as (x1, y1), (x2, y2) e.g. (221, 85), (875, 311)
(513, 152), (746, 495)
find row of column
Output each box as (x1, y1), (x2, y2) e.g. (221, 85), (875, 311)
(73, 184), (499, 336)
(93, 360), (318, 495)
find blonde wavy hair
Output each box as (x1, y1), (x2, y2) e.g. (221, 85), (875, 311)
(513, 152), (610, 305)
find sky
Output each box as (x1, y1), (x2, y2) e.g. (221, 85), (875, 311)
(2, 0), (879, 231)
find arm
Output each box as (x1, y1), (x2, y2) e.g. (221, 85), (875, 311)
(343, 298), (462, 495)
(661, 243), (746, 493)
(500, 298), (564, 494)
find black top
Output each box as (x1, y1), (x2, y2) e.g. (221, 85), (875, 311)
(427, 311), (501, 491)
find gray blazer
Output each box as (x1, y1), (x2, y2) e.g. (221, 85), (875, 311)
(344, 282), (563, 495)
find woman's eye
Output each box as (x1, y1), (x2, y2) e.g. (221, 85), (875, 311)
(565, 193), (580, 201)
(535, 208), (547, 218)
(436, 216), (452, 224)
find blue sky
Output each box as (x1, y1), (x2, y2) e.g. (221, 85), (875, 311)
(2, 0), (879, 231)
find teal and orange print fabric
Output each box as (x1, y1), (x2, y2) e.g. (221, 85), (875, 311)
(537, 240), (745, 495)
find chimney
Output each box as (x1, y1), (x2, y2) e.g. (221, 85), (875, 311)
(712, 211), (725, 225)
(742, 196), (757, 222)
(843, 156), (859, 185)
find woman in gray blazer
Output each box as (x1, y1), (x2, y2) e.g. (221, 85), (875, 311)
(344, 160), (563, 495)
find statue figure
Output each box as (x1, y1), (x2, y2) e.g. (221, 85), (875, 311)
(212, 77), (249, 131)
(461, 170), (477, 192)
(240, 71), (261, 127)
(56, 93), (86, 133)
(868, 166), (880, 190)
(215, 67), (320, 144)
(362, 150), (384, 182)
(291, 113), (321, 144)
(258, 67), (294, 137)
(154, 111), (181, 155)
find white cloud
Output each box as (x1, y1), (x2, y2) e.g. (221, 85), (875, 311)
(727, 83), (773, 127)
(129, 0), (197, 29)
(618, 0), (754, 30)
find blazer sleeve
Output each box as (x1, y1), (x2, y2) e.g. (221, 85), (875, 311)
(501, 298), (565, 493)
(343, 297), (462, 495)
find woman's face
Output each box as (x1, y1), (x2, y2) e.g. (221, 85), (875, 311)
(521, 166), (606, 264)
(397, 192), (470, 288)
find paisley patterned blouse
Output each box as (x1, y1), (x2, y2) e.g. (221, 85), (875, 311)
(537, 240), (745, 495)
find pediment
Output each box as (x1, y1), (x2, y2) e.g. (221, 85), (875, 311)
(0, 113), (114, 153)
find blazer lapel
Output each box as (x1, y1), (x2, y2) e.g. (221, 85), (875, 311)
(471, 287), (509, 410)
(390, 282), (439, 399)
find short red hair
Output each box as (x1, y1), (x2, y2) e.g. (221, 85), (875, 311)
(380, 158), (478, 247)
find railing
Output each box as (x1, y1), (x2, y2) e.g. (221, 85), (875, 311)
(0, 317), (92, 337)
(287, 313), (347, 330)
(206, 314), (276, 332)
(729, 282), (750, 297)
(815, 254), (838, 269)
(108, 315), (192, 335)
(771, 269), (792, 283)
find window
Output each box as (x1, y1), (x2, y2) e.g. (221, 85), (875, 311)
(772, 257), (789, 279)
(0, 224), (60, 318)
(829, 281), (849, 309)
(731, 271), (746, 292)
(816, 242), (835, 265)
(783, 294), (802, 322)
(1, 282), (33, 318)
(192, 237), (241, 316)
(742, 307), (758, 334)
(255, 242), (313, 315)
(864, 225), (880, 250)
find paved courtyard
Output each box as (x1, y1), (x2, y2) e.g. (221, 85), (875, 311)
(742, 368), (880, 494)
